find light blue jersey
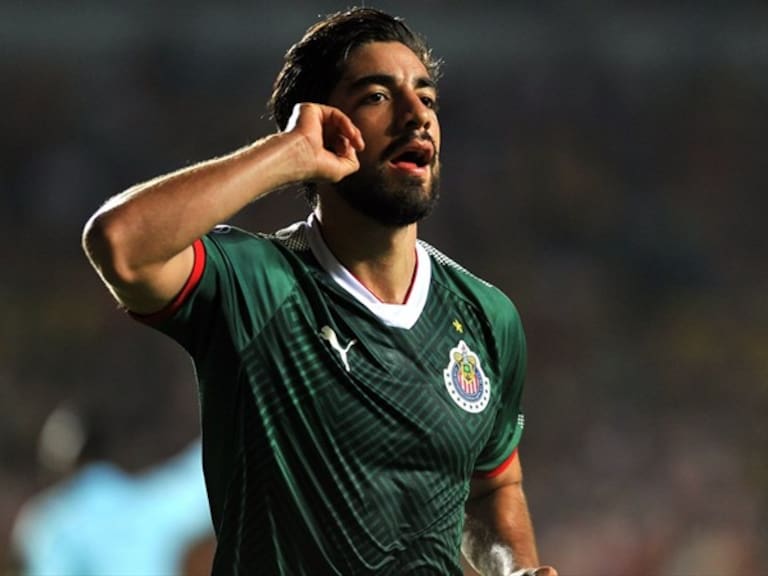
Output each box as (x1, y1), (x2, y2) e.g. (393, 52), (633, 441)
(13, 441), (213, 576)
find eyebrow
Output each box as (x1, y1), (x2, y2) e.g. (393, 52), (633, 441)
(346, 73), (437, 93)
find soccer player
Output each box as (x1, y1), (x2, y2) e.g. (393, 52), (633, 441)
(10, 406), (213, 575)
(82, 8), (557, 576)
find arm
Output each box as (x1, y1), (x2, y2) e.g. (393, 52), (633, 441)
(82, 104), (364, 314)
(462, 453), (557, 576)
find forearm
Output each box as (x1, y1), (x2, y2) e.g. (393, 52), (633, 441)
(462, 483), (539, 575)
(83, 131), (309, 280)
(83, 102), (362, 312)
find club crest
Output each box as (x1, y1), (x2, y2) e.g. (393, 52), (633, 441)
(443, 340), (490, 413)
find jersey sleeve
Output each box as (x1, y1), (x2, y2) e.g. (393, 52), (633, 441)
(135, 227), (296, 358)
(473, 296), (527, 477)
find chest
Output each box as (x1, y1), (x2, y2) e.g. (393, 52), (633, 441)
(242, 287), (501, 478)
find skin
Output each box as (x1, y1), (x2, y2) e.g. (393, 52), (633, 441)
(82, 40), (556, 575)
(83, 102), (363, 314)
(315, 41), (441, 303)
(465, 456), (557, 575)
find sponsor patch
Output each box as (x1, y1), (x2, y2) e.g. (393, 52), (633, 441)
(443, 340), (490, 413)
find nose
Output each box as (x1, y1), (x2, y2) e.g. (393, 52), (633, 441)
(399, 90), (432, 132)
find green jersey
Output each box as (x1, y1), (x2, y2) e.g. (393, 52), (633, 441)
(144, 215), (527, 575)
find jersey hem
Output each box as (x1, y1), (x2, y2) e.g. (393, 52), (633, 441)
(129, 239), (206, 324)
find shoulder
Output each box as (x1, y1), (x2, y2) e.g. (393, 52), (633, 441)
(202, 221), (313, 278)
(203, 222), (308, 258)
(421, 240), (521, 327)
(189, 222), (315, 325)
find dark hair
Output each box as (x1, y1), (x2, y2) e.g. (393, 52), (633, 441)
(269, 7), (440, 130)
(268, 7), (442, 205)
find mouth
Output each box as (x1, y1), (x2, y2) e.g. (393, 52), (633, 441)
(387, 140), (435, 173)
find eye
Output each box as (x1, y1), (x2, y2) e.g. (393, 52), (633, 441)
(363, 91), (388, 104)
(420, 95), (438, 110)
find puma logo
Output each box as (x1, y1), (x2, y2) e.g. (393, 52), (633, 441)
(318, 325), (356, 372)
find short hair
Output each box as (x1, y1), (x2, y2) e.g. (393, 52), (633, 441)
(269, 7), (441, 131)
(267, 7), (442, 206)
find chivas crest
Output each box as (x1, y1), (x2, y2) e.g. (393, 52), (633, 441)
(443, 340), (490, 413)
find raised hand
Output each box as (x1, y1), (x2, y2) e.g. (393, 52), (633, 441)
(284, 102), (365, 184)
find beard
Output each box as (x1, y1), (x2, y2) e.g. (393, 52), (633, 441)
(334, 160), (441, 228)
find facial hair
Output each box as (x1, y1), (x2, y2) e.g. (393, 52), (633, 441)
(334, 154), (441, 228)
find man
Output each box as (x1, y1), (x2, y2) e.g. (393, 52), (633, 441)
(82, 7), (557, 575)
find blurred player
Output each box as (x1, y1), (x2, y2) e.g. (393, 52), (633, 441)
(10, 404), (213, 575)
(82, 7), (556, 575)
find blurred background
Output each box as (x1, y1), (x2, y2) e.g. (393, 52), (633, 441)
(1, 1), (766, 574)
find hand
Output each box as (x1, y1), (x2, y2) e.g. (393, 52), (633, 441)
(284, 102), (365, 184)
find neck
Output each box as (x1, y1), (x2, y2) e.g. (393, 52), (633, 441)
(315, 199), (418, 305)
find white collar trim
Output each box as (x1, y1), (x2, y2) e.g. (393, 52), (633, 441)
(305, 213), (431, 329)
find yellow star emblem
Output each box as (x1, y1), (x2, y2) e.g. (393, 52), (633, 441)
(452, 319), (464, 333)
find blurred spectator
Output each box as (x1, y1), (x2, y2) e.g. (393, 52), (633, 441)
(9, 404), (213, 576)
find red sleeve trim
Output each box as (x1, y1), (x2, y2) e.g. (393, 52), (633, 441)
(131, 239), (206, 324)
(472, 448), (518, 479)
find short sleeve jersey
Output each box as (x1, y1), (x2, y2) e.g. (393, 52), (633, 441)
(145, 215), (527, 575)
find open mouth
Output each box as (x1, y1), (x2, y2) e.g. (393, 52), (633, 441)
(389, 143), (434, 171)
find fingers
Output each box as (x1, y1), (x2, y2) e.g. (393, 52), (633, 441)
(328, 134), (352, 158)
(284, 102), (364, 182)
(323, 106), (364, 152)
(287, 102), (364, 151)
(335, 113), (364, 151)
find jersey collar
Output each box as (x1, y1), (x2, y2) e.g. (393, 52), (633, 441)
(305, 213), (431, 329)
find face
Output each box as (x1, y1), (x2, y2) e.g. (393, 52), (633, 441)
(326, 41), (442, 227)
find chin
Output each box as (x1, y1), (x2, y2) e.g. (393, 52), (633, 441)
(334, 161), (441, 227)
